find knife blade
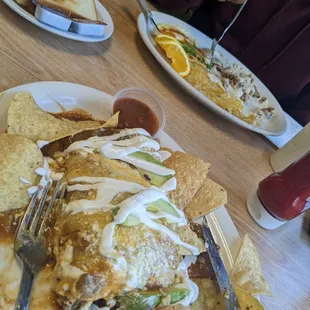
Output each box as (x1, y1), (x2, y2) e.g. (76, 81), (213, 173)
(202, 217), (239, 310)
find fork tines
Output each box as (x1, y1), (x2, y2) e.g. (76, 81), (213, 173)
(15, 179), (66, 242)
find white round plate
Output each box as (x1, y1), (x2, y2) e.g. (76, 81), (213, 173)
(3, 0), (114, 42)
(137, 12), (287, 136)
(0, 81), (240, 271)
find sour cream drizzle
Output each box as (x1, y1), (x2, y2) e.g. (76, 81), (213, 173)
(66, 180), (198, 256)
(64, 129), (174, 176)
(66, 177), (199, 255)
(175, 279), (199, 306)
(66, 177), (182, 216)
(158, 150), (171, 161)
(19, 177), (32, 185)
(20, 157), (63, 196)
(176, 261), (199, 306)
(98, 188), (198, 255)
(37, 140), (49, 149)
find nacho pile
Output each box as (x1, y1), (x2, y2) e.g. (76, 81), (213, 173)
(0, 92), (269, 309)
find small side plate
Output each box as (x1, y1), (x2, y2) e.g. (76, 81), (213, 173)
(3, 0), (113, 42)
(34, 5), (106, 36)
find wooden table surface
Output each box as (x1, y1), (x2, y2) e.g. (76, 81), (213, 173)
(0, 1), (309, 309)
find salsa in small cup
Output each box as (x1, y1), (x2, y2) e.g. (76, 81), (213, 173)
(112, 87), (166, 137)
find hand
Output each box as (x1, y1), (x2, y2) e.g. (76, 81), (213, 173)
(218, 0), (246, 4)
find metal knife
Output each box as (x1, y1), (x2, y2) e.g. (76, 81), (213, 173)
(202, 217), (239, 310)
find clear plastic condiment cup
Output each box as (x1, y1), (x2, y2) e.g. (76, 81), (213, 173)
(111, 87), (166, 138)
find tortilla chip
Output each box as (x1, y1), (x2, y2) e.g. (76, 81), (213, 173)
(170, 224), (205, 255)
(235, 287), (265, 310)
(102, 111), (119, 128)
(185, 179), (227, 220)
(0, 134), (43, 212)
(165, 152), (210, 210)
(7, 92), (104, 142)
(52, 109), (119, 128)
(192, 278), (225, 310)
(230, 235), (269, 295)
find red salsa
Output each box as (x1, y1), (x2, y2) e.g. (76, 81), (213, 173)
(258, 152), (310, 221)
(113, 98), (159, 136)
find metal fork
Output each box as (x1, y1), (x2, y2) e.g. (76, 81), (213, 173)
(210, 0), (248, 62)
(14, 179), (66, 310)
(136, 0), (161, 34)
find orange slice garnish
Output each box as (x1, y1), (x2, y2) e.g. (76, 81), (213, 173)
(155, 34), (191, 77)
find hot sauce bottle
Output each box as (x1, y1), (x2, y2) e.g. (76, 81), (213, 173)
(247, 152), (310, 229)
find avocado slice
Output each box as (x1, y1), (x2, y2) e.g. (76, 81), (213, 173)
(117, 293), (160, 310)
(146, 205), (160, 212)
(117, 288), (190, 310)
(140, 288), (189, 304)
(118, 199), (180, 227)
(162, 288), (190, 304)
(112, 208), (140, 227)
(112, 207), (119, 216)
(147, 199), (180, 218)
(121, 215), (140, 226)
(138, 168), (172, 187)
(131, 152), (173, 186)
(131, 151), (163, 166)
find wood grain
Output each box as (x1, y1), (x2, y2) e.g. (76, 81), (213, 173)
(0, 1), (309, 309)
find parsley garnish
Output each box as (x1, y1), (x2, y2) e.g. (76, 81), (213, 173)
(181, 42), (196, 57)
(181, 41), (213, 70)
(207, 62), (214, 70)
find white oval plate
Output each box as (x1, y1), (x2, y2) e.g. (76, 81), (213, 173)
(3, 0), (114, 42)
(137, 12), (287, 136)
(0, 81), (240, 273)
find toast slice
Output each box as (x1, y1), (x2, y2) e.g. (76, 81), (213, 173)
(16, 0), (36, 14)
(34, 0), (105, 24)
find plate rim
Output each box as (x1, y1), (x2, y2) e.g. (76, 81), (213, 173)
(137, 12), (287, 136)
(0, 81), (240, 271)
(2, 0), (114, 42)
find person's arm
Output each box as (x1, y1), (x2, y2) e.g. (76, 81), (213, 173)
(281, 86), (310, 126)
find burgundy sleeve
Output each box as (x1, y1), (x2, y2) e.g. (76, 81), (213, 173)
(281, 85), (310, 126)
